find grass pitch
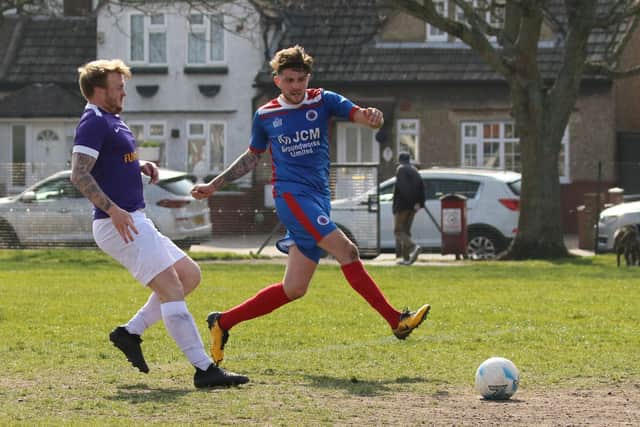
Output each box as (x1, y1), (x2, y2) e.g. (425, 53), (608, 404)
(0, 249), (638, 425)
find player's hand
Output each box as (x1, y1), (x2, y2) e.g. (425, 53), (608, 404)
(191, 182), (215, 200)
(362, 107), (384, 129)
(108, 206), (139, 243)
(140, 161), (159, 184)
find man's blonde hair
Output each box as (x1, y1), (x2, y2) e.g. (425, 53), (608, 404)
(269, 45), (313, 75)
(77, 59), (131, 100)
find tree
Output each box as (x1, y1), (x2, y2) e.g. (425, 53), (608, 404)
(379, 0), (640, 259)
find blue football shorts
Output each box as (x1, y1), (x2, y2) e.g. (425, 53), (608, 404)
(274, 191), (337, 263)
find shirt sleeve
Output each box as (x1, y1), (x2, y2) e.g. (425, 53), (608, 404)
(322, 89), (358, 121)
(249, 110), (269, 154)
(73, 113), (108, 159)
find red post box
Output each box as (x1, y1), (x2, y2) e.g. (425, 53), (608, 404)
(440, 193), (467, 259)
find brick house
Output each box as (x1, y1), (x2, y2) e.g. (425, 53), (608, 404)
(248, 0), (638, 234)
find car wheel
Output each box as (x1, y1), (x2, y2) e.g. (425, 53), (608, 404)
(0, 222), (20, 249)
(467, 230), (501, 260)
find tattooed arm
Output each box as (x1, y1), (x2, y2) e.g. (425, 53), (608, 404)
(191, 149), (260, 200)
(70, 152), (138, 243)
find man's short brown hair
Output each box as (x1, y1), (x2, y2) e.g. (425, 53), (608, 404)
(269, 45), (313, 75)
(77, 59), (131, 100)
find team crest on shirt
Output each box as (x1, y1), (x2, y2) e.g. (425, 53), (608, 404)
(305, 110), (318, 122)
(272, 117), (283, 128)
(317, 215), (330, 226)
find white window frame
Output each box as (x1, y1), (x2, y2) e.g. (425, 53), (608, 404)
(129, 121), (167, 167)
(187, 120), (227, 176)
(336, 122), (380, 164)
(186, 13), (226, 65)
(460, 121), (570, 182)
(426, 0), (448, 42)
(396, 119), (420, 162)
(454, 1), (502, 44)
(129, 12), (167, 65)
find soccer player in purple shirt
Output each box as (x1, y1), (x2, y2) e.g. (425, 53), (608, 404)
(191, 45), (430, 366)
(71, 59), (248, 388)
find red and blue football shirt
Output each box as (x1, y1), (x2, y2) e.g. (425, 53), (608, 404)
(250, 88), (359, 197)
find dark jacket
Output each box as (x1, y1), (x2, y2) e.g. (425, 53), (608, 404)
(392, 163), (426, 214)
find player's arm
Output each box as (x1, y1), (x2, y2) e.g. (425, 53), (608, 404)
(70, 152), (138, 242)
(352, 107), (384, 129)
(191, 149), (261, 200)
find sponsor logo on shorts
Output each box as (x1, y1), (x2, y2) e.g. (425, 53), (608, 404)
(317, 215), (329, 226)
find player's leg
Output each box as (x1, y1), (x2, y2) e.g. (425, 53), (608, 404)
(148, 266), (248, 387)
(319, 228), (430, 339)
(121, 253), (201, 336)
(208, 245), (317, 365)
(109, 236), (202, 372)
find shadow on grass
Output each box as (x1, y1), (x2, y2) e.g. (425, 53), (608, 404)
(301, 374), (446, 396)
(108, 383), (192, 403)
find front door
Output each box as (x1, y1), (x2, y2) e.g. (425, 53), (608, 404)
(28, 125), (69, 183)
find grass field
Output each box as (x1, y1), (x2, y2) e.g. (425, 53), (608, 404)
(0, 249), (639, 425)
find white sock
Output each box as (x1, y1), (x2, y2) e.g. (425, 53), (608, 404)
(160, 300), (212, 370)
(125, 292), (162, 336)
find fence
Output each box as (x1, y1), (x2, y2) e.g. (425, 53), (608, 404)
(0, 162), (381, 254)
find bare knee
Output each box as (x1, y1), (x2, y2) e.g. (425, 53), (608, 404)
(284, 285), (307, 300)
(341, 240), (360, 264)
(176, 258), (202, 295)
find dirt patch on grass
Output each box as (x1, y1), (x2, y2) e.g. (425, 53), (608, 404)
(330, 383), (640, 426)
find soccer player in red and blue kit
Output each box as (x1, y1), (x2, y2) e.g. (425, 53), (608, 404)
(191, 45), (430, 366)
(71, 59), (248, 388)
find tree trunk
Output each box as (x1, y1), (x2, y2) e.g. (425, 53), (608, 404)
(501, 83), (570, 259)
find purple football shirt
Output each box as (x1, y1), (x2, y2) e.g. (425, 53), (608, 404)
(73, 104), (144, 219)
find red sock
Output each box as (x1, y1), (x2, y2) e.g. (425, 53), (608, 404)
(341, 261), (401, 328)
(219, 283), (291, 330)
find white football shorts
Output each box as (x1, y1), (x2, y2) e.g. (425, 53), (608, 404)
(93, 210), (186, 286)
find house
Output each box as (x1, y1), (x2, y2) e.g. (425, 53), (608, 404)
(250, 0), (636, 234)
(0, 12), (96, 195)
(95, 1), (270, 233)
(95, 2), (264, 177)
(0, 1), (270, 234)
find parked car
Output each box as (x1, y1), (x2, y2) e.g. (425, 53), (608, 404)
(0, 169), (211, 249)
(597, 200), (640, 252)
(330, 168), (521, 259)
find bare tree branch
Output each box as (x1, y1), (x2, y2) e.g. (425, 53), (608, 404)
(584, 60), (640, 78)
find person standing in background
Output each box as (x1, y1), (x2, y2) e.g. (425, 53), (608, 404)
(393, 152), (425, 265)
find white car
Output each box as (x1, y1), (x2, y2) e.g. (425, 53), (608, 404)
(597, 201), (640, 251)
(0, 169), (211, 248)
(330, 168), (521, 259)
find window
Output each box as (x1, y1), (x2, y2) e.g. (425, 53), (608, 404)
(33, 178), (83, 201)
(461, 121), (570, 182)
(425, 179), (480, 200)
(455, 1), (504, 43)
(427, 0), (448, 42)
(397, 119), (420, 162)
(130, 13), (167, 64)
(187, 121), (226, 177)
(11, 125), (26, 187)
(187, 13), (225, 64)
(130, 122), (167, 166)
(336, 122), (379, 163)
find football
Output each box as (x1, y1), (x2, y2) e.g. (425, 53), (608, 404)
(474, 357), (520, 400)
